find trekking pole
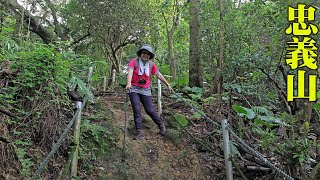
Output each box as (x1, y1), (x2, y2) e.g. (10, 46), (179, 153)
(121, 92), (129, 162)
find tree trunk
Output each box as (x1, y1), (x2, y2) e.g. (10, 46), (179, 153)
(214, 0), (225, 98)
(167, 31), (176, 80)
(189, 0), (203, 88)
(162, 0), (181, 81)
(0, 5), (3, 33)
(294, 68), (315, 136)
(1, 0), (55, 43)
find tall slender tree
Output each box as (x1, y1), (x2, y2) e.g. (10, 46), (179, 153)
(162, 0), (182, 81)
(217, 0), (225, 101)
(189, 0), (203, 87)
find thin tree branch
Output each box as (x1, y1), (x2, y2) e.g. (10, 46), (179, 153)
(258, 68), (292, 114)
(0, 136), (10, 143)
(0, 107), (17, 119)
(231, 157), (248, 180)
(70, 32), (91, 47)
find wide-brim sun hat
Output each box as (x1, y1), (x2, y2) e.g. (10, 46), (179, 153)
(137, 44), (155, 59)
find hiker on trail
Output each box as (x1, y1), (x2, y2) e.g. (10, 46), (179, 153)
(125, 44), (173, 140)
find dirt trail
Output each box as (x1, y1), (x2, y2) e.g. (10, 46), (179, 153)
(101, 94), (211, 180)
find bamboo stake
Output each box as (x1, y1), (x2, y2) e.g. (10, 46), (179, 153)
(157, 79), (162, 115)
(103, 75), (107, 92)
(70, 66), (93, 177)
(222, 119), (233, 180)
(111, 69), (116, 91)
(86, 67), (94, 111)
(70, 102), (82, 177)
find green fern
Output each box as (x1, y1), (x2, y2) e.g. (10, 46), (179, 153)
(252, 106), (271, 116)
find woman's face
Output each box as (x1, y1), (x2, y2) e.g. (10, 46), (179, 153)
(140, 50), (151, 61)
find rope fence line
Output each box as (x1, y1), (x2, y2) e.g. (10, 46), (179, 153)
(30, 66), (94, 179)
(226, 125), (294, 180)
(30, 96), (88, 180)
(163, 103), (224, 158)
(171, 89), (294, 180)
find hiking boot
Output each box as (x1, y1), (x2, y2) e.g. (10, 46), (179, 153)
(159, 124), (166, 136)
(133, 129), (145, 140)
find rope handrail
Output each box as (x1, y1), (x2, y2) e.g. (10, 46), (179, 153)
(163, 103), (224, 158)
(30, 67), (94, 179)
(171, 89), (294, 180)
(225, 125), (294, 180)
(30, 96), (88, 180)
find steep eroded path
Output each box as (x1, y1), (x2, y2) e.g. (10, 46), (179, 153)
(100, 93), (210, 179)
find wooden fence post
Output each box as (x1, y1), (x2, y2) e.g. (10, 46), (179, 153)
(111, 69), (116, 91)
(222, 119), (233, 180)
(70, 101), (82, 177)
(103, 75), (107, 92)
(70, 66), (93, 177)
(157, 79), (162, 115)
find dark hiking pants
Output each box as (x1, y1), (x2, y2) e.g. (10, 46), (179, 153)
(129, 92), (162, 130)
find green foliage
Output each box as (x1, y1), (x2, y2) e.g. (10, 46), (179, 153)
(229, 141), (241, 158)
(91, 61), (108, 88)
(183, 86), (203, 95)
(176, 73), (189, 87)
(69, 77), (94, 101)
(203, 96), (216, 106)
(169, 92), (182, 99)
(79, 105), (118, 171)
(69, 77), (87, 94)
(0, 0), (318, 179)
(232, 104), (255, 120)
(158, 63), (171, 77)
(181, 87), (204, 109)
(223, 82), (243, 93)
(252, 126), (277, 148)
(168, 113), (189, 130)
(0, 41), (74, 109)
(16, 148), (33, 178)
(81, 119), (115, 159)
(14, 140), (34, 178)
(277, 137), (314, 165)
(118, 73), (127, 87)
(232, 104), (284, 127)
(2, 37), (20, 56)
(234, 104), (317, 171)
(142, 115), (157, 129)
(0, 25), (96, 179)
(252, 106), (270, 115)
(191, 112), (202, 120)
(12, 44), (56, 87)
(270, 112), (318, 166)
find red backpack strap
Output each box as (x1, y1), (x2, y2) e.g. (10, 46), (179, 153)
(149, 61), (154, 74)
(134, 57), (139, 70)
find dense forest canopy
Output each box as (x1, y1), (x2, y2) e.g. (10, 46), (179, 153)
(0, 0), (320, 179)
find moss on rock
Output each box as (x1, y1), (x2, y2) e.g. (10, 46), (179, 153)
(167, 113), (189, 130)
